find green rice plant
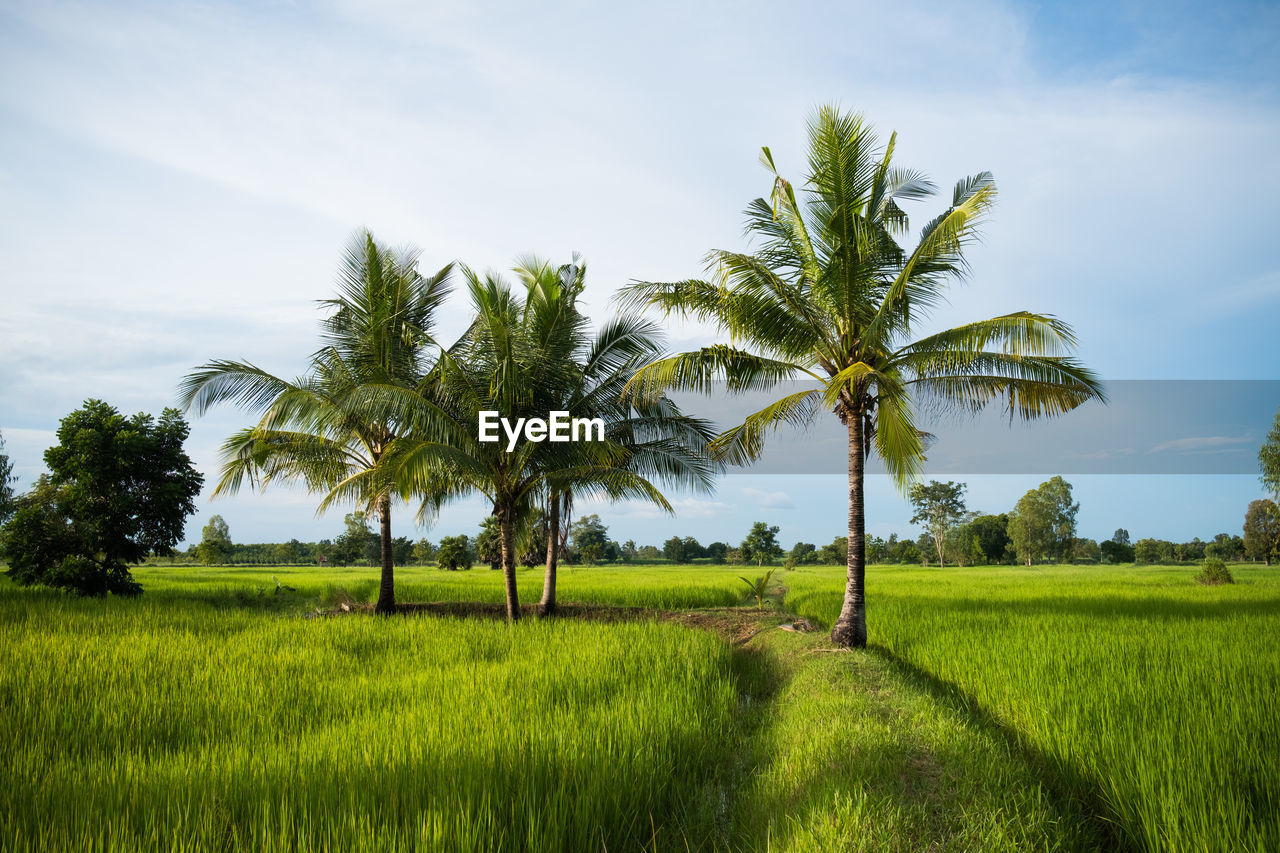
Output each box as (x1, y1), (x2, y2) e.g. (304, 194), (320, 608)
(784, 563), (1280, 852)
(0, 582), (740, 852)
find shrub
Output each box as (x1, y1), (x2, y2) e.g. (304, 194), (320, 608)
(1195, 559), (1234, 586)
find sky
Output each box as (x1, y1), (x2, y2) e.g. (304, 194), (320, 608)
(1, 0), (1278, 550)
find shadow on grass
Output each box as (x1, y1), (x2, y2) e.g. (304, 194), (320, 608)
(869, 643), (1135, 852)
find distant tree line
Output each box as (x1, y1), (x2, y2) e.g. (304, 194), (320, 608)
(171, 469), (1280, 572)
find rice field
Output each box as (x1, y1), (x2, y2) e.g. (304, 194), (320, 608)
(2, 560), (1277, 851)
(0, 583), (739, 852)
(787, 563), (1280, 851)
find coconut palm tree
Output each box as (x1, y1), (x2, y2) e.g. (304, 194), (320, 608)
(620, 106), (1105, 647)
(388, 265), (710, 621)
(512, 256), (716, 616)
(178, 230), (453, 615)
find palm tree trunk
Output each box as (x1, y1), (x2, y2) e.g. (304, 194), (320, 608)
(374, 493), (396, 615)
(538, 494), (560, 617)
(831, 411), (868, 648)
(499, 507), (521, 622)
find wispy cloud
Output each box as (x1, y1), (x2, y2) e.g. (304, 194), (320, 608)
(1148, 436), (1254, 454)
(742, 487), (795, 510)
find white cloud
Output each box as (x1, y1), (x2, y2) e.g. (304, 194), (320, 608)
(742, 487), (795, 510)
(1148, 436), (1255, 454)
(591, 496), (733, 521)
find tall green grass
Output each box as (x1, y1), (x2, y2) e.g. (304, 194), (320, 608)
(0, 585), (738, 851)
(131, 563), (746, 612)
(786, 563), (1280, 852)
(5, 561), (1275, 851)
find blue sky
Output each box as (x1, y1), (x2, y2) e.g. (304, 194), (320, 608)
(1, 0), (1278, 549)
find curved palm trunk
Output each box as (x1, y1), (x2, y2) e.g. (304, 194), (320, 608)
(831, 412), (868, 648)
(538, 494), (560, 618)
(499, 508), (521, 622)
(374, 493), (396, 615)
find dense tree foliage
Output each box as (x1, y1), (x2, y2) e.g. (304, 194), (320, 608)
(741, 522), (782, 567)
(0, 429), (15, 524)
(1261, 406), (1280, 502)
(1243, 499), (1279, 565)
(569, 514), (609, 565)
(908, 480), (967, 567)
(436, 535), (474, 571)
(1100, 529), (1135, 564)
(2, 401), (202, 596)
(967, 514), (1011, 564)
(197, 515), (232, 564)
(475, 516), (503, 570)
(1008, 477), (1079, 565)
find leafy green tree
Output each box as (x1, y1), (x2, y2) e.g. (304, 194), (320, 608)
(942, 517), (982, 567)
(705, 541), (728, 564)
(1176, 538), (1206, 562)
(1072, 537), (1101, 564)
(181, 231), (453, 614)
(662, 535), (687, 563)
(1261, 406), (1280, 502)
(1135, 538), (1174, 564)
(908, 480), (967, 567)
(333, 513), (375, 566)
(968, 514), (1010, 564)
(197, 514), (232, 565)
(391, 536), (413, 566)
(888, 536), (921, 564)
(273, 539), (302, 565)
(1100, 528), (1135, 564)
(412, 538), (435, 565)
(1008, 477), (1080, 565)
(785, 541), (818, 568)
(569, 514), (609, 565)
(1243, 499), (1279, 565)
(0, 429), (16, 524)
(682, 536), (707, 560)
(1205, 533), (1245, 562)
(476, 515), (503, 570)
(621, 539), (637, 561)
(1, 401), (202, 596)
(741, 521), (782, 567)
(621, 107), (1102, 646)
(436, 535), (473, 571)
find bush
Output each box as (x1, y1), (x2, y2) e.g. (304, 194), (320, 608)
(1194, 559), (1234, 586)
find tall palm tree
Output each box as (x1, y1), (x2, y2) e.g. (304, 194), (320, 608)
(620, 106), (1105, 647)
(387, 265), (708, 621)
(511, 256), (716, 616)
(178, 231), (453, 615)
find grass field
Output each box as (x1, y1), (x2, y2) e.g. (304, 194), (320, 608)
(787, 563), (1280, 851)
(1, 560), (1276, 851)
